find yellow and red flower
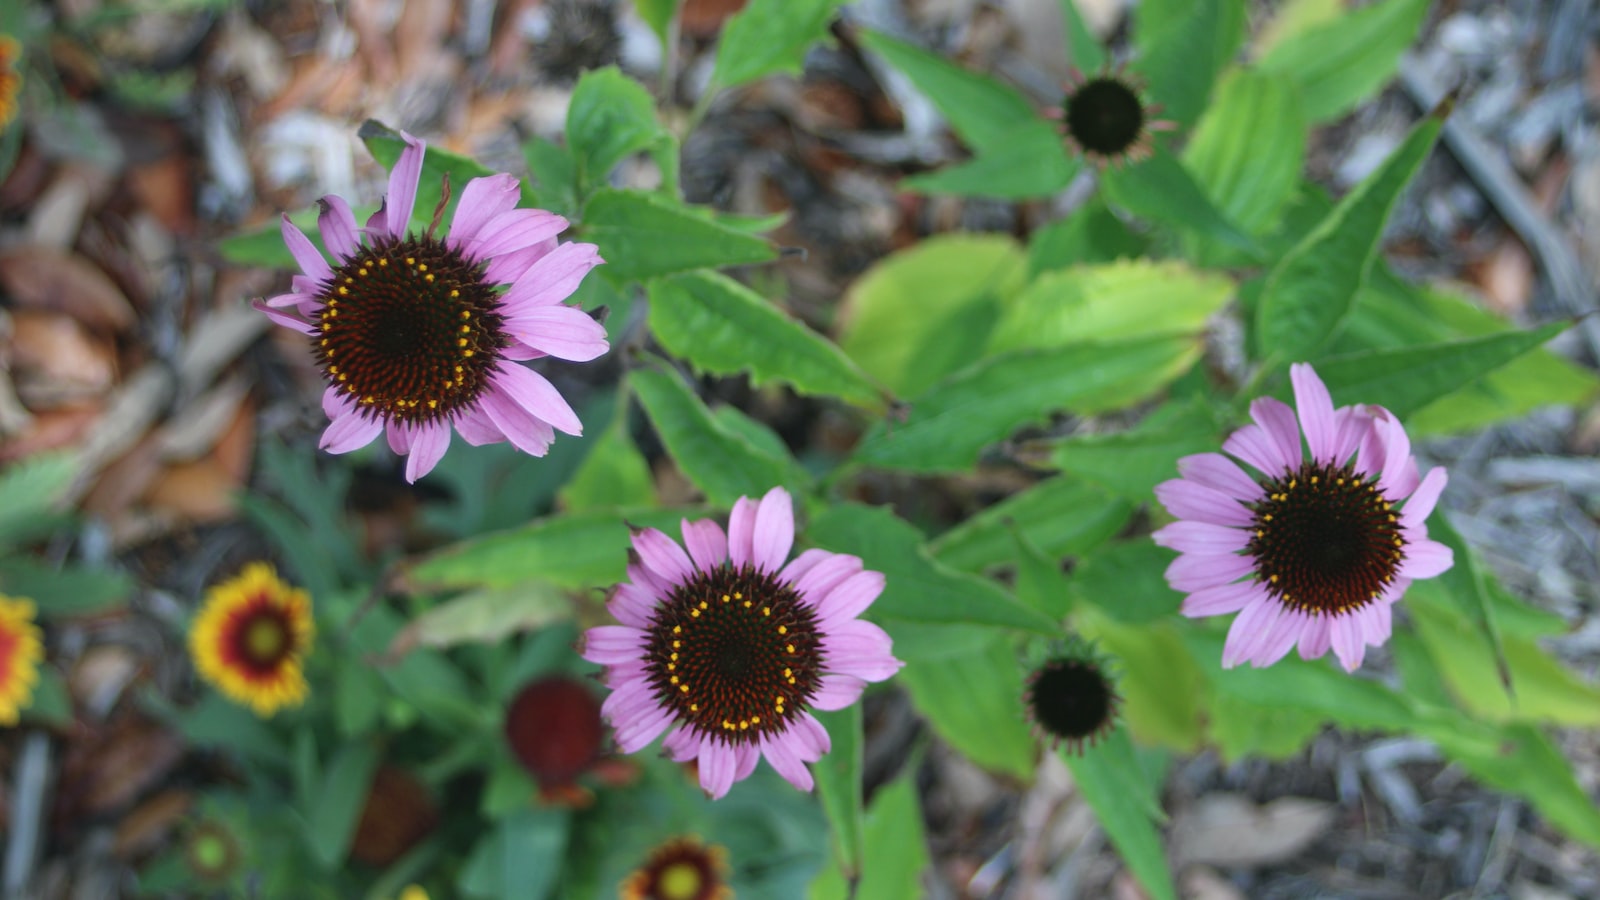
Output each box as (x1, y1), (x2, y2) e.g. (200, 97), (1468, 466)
(0, 35), (21, 132)
(621, 836), (732, 900)
(188, 563), (314, 717)
(0, 594), (43, 725)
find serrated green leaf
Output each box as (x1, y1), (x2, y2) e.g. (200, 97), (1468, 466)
(1254, 113), (1442, 367)
(567, 67), (669, 198)
(1134, 0), (1245, 127)
(857, 31), (1037, 154)
(406, 506), (699, 592)
(0, 558), (131, 617)
(524, 136), (579, 217)
(810, 705), (864, 880)
(712, 0), (847, 89)
(580, 189), (776, 283)
(988, 259), (1233, 353)
(930, 475), (1133, 574)
(900, 635), (1036, 779)
(1258, 0), (1430, 123)
(1100, 148), (1260, 255)
(807, 503), (1061, 634)
(1182, 68), (1306, 240)
(308, 740), (381, 869)
(1050, 396), (1223, 499)
(838, 234), (1026, 397)
(1062, 728), (1178, 900)
(648, 271), (887, 409)
(0, 453), (78, 548)
(851, 337), (1199, 473)
(631, 366), (810, 505)
(1313, 321), (1570, 419)
(902, 120), (1078, 199)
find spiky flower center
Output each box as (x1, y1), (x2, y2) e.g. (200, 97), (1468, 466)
(1064, 76), (1146, 156)
(315, 234), (507, 427)
(1248, 460), (1404, 616)
(1027, 657), (1116, 749)
(640, 564), (823, 744)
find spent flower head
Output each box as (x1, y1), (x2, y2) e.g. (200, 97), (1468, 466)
(581, 487), (903, 799)
(1055, 67), (1172, 166)
(256, 132), (607, 482)
(1024, 639), (1120, 754)
(1154, 363), (1454, 671)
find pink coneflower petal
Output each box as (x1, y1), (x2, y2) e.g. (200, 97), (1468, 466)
(680, 519), (729, 573)
(1290, 362), (1338, 464)
(632, 528), (694, 587)
(750, 488), (794, 573)
(447, 172), (521, 251)
(280, 215), (331, 282)
(254, 137), (607, 481)
(1156, 363), (1452, 672)
(581, 487), (900, 799)
(383, 133), (425, 239)
(505, 306), (609, 362)
(317, 195), (360, 260)
(320, 413), (382, 454)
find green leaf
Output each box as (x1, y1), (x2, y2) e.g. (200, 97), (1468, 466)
(712, 0), (847, 89)
(901, 121), (1078, 199)
(335, 661), (385, 738)
(1253, 0), (1341, 57)
(1424, 513), (1512, 699)
(0, 558), (131, 617)
(810, 705), (864, 880)
(851, 337), (1199, 473)
(1310, 322), (1571, 419)
(900, 635), (1036, 779)
(987, 259), (1233, 353)
(307, 740), (382, 869)
(930, 475), (1132, 574)
(1062, 729), (1178, 900)
(459, 808), (571, 899)
(1081, 613), (1204, 750)
(1182, 68), (1307, 238)
(22, 667), (72, 728)
(406, 505), (700, 593)
(838, 234), (1026, 397)
(807, 502), (1061, 635)
(567, 67), (669, 198)
(1027, 199), (1148, 277)
(482, 757), (538, 819)
(1207, 691), (1327, 761)
(631, 366), (810, 505)
(380, 645), (485, 732)
(854, 765), (930, 899)
(634, 0), (680, 44)
(396, 582), (572, 650)
(1009, 528), (1076, 620)
(1258, 0), (1431, 123)
(1070, 541), (1182, 624)
(523, 136), (579, 217)
(361, 119), (499, 233)
(1059, 0), (1107, 71)
(580, 189), (776, 284)
(1134, 0), (1245, 127)
(152, 692), (286, 765)
(1254, 113), (1442, 367)
(1050, 396), (1223, 499)
(648, 271), (887, 409)
(1407, 580), (1600, 726)
(0, 452), (77, 547)
(1100, 148), (1259, 255)
(558, 412), (658, 512)
(856, 31), (1038, 154)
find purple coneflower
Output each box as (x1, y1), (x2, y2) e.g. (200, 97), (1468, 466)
(581, 487), (903, 799)
(255, 133), (607, 482)
(1153, 363), (1454, 671)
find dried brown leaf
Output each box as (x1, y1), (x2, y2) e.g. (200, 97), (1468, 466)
(0, 249), (137, 332)
(1171, 793), (1336, 869)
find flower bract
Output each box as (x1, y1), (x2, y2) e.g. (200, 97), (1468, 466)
(188, 562), (314, 716)
(581, 487), (903, 799)
(256, 132), (608, 482)
(0, 594), (43, 725)
(1153, 363), (1454, 671)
